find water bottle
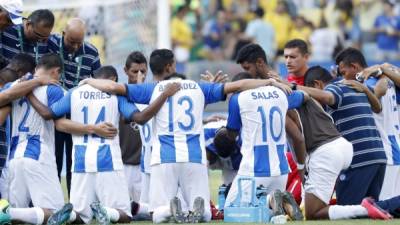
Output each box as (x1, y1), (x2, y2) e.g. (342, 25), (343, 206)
(256, 185), (267, 206)
(218, 185), (227, 211)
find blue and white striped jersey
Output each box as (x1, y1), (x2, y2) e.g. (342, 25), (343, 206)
(136, 104), (153, 174)
(325, 81), (386, 168)
(204, 120), (242, 171)
(125, 79), (225, 166)
(226, 86), (304, 177)
(50, 84), (138, 173)
(8, 82), (64, 166)
(366, 78), (400, 165)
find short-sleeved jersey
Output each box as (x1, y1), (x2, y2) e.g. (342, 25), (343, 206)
(204, 120), (242, 171)
(136, 104), (153, 174)
(8, 82), (64, 166)
(366, 78), (400, 165)
(51, 84), (137, 173)
(226, 86), (304, 177)
(325, 82), (386, 168)
(125, 79), (225, 165)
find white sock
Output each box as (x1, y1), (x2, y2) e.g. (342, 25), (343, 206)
(104, 207), (120, 222)
(152, 205), (171, 223)
(9, 207), (45, 224)
(68, 211), (77, 223)
(137, 203), (149, 215)
(328, 205), (368, 220)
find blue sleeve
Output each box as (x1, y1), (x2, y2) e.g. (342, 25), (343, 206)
(117, 95), (140, 120)
(199, 82), (226, 104)
(125, 83), (156, 104)
(50, 90), (71, 118)
(287, 91), (304, 109)
(365, 77), (378, 93)
(226, 93), (241, 131)
(46, 85), (65, 107)
(324, 84), (343, 109)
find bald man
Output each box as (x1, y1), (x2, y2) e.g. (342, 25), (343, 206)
(48, 18), (101, 196)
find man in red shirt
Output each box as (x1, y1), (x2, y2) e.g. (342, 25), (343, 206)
(283, 39), (310, 205)
(284, 39), (309, 85)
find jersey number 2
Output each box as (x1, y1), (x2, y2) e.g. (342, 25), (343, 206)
(18, 98), (30, 132)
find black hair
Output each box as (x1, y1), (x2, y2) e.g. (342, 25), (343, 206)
(27, 9), (55, 28)
(383, 0), (395, 7)
(149, 49), (174, 75)
(213, 127), (237, 158)
(284, 39), (309, 55)
(254, 7), (264, 18)
(36, 53), (62, 70)
(0, 68), (18, 85)
(164, 72), (186, 80)
(236, 43), (267, 64)
(231, 71), (252, 82)
(93, 65), (118, 82)
(125, 51), (147, 69)
(335, 47), (367, 68)
(8, 53), (36, 75)
(304, 66), (333, 87)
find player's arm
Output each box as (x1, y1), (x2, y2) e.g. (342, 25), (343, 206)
(0, 76), (58, 107)
(0, 106), (11, 125)
(54, 118), (117, 139)
(127, 82), (181, 125)
(381, 63), (400, 88)
(286, 110), (306, 181)
(297, 85), (335, 106)
(223, 78), (291, 94)
(27, 92), (53, 120)
(81, 78), (126, 95)
(342, 79), (382, 113)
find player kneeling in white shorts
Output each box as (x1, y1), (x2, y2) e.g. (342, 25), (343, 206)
(299, 66), (391, 220)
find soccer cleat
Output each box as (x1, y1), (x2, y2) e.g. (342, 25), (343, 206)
(361, 197), (393, 220)
(170, 197), (186, 223)
(47, 203), (73, 225)
(0, 199), (11, 225)
(282, 191), (304, 221)
(269, 190), (285, 216)
(188, 197), (205, 223)
(90, 202), (110, 225)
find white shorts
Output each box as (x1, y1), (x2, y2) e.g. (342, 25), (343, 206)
(149, 163), (211, 222)
(8, 158), (64, 211)
(225, 175), (288, 207)
(123, 164), (142, 202)
(379, 165), (400, 200)
(304, 137), (353, 204)
(139, 172), (150, 205)
(70, 170), (132, 224)
(0, 167), (9, 200)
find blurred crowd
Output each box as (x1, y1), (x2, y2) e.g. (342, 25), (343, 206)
(170, 0), (400, 69)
